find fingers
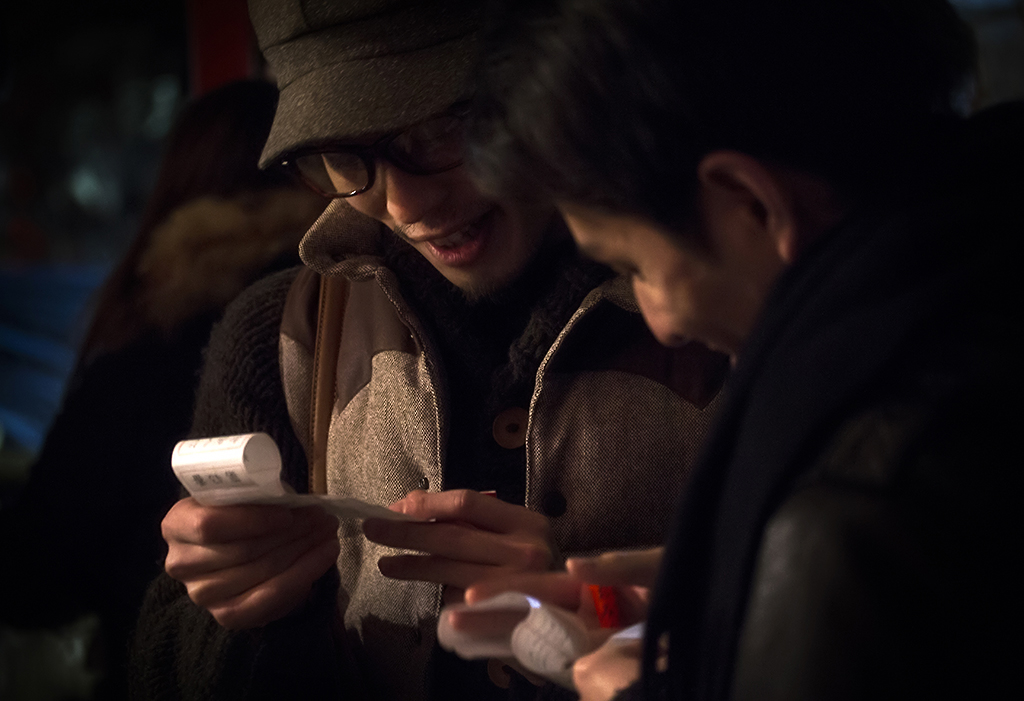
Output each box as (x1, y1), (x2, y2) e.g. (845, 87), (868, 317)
(442, 586), (465, 606)
(182, 521), (339, 606)
(160, 497), (341, 630)
(448, 571), (582, 649)
(444, 608), (530, 637)
(205, 538), (341, 630)
(161, 497), (295, 546)
(365, 492), (556, 594)
(377, 553), (484, 587)
(573, 637), (643, 701)
(566, 547), (663, 589)
(566, 549), (661, 625)
(165, 531), (298, 579)
(389, 490), (551, 538)
(465, 571), (582, 610)
(165, 506), (337, 579)
(364, 490), (556, 594)
(364, 518), (552, 571)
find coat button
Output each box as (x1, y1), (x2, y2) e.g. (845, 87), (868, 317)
(492, 407), (529, 449)
(540, 490), (567, 518)
(417, 476), (429, 491)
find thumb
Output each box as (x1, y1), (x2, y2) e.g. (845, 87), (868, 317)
(566, 547), (663, 588)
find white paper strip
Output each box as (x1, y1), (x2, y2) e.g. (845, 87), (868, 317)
(172, 433), (285, 505)
(171, 433), (414, 521)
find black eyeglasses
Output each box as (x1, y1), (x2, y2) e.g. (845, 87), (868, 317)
(280, 104), (470, 198)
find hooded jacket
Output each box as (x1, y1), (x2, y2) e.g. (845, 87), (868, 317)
(130, 199), (729, 701)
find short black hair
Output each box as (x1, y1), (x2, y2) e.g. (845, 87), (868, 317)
(470, 0), (977, 234)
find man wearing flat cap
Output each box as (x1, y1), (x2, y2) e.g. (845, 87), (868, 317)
(130, 1), (728, 699)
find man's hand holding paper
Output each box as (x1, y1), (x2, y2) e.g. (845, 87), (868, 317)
(163, 433), (416, 629)
(161, 498), (341, 630)
(363, 488), (556, 604)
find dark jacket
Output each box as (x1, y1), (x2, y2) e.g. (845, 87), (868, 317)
(621, 102), (1024, 701)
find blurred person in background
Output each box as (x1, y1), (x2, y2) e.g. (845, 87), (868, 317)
(0, 78), (326, 700)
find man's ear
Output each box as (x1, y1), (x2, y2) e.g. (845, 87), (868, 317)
(696, 151), (801, 264)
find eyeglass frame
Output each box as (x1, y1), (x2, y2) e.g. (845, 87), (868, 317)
(279, 102), (472, 198)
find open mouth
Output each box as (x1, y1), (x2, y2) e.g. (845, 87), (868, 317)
(431, 209), (493, 248)
(425, 210), (496, 266)
(432, 222), (483, 249)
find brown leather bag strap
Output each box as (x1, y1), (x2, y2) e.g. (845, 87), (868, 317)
(309, 274), (348, 495)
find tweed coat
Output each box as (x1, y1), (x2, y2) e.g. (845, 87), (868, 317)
(130, 199), (729, 700)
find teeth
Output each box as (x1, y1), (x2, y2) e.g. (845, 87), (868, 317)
(433, 224), (477, 248)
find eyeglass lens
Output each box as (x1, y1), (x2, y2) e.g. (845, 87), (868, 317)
(294, 111), (467, 197)
(387, 113), (465, 173)
(295, 151), (369, 197)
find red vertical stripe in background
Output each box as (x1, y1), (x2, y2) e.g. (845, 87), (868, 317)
(186, 0), (256, 96)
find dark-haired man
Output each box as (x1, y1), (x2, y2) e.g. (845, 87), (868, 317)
(129, 1), (727, 700)
(463, 0), (1022, 699)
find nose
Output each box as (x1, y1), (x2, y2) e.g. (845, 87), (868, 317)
(634, 282), (687, 348)
(643, 311), (687, 347)
(376, 161), (451, 227)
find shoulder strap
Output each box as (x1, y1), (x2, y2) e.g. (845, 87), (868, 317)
(309, 274), (348, 494)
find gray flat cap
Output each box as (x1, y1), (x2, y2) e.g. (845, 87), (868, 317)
(249, 0), (482, 167)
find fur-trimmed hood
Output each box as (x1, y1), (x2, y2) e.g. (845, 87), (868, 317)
(135, 187), (326, 334)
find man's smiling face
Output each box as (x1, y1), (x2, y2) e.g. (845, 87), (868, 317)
(334, 155), (555, 298)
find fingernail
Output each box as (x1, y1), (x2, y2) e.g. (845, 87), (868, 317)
(566, 556), (593, 568)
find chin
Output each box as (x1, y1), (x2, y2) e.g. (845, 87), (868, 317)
(450, 266), (521, 302)
(453, 275), (508, 302)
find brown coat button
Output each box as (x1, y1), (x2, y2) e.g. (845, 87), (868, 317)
(492, 407), (529, 449)
(540, 490), (567, 518)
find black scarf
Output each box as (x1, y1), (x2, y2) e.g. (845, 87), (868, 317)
(638, 102), (1024, 700)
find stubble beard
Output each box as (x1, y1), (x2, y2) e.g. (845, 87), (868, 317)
(390, 223), (512, 303)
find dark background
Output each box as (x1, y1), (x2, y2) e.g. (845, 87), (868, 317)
(0, 0), (256, 468)
(1, 0), (1022, 469)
